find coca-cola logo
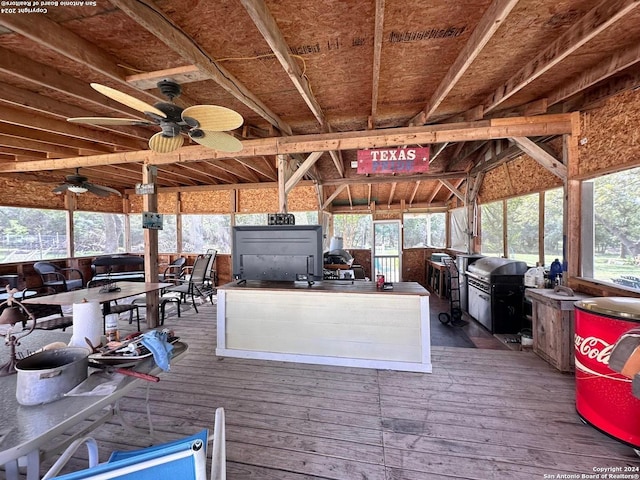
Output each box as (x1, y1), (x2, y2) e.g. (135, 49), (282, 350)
(574, 334), (613, 366)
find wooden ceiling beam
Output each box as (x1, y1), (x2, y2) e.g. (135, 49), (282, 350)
(0, 134), (79, 157)
(0, 124), (112, 155)
(0, 114), (575, 172)
(511, 136), (567, 179)
(153, 164), (205, 185)
(205, 160), (259, 183)
(322, 172), (464, 187)
(0, 105), (147, 150)
(0, 147), (47, 158)
(427, 182), (442, 204)
(285, 151), (323, 194)
(322, 185), (347, 210)
(0, 13), (163, 107)
(194, 162), (241, 184)
(233, 156), (277, 181)
(410, 0), (520, 125)
(369, 0), (385, 127)
(127, 65), (208, 90)
(0, 82), (151, 141)
(554, 44), (640, 106)
(439, 179), (465, 202)
(0, 46), (142, 119)
(240, 0), (326, 130)
(240, 0), (345, 177)
(388, 182), (397, 207)
(481, 0), (640, 115)
(112, 0), (293, 135)
(409, 181), (420, 206)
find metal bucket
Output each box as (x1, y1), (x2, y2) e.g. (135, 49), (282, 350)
(15, 347), (89, 406)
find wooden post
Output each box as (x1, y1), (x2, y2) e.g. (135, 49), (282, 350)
(142, 164), (160, 328)
(277, 154), (288, 213)
(565, 112), (582, 284)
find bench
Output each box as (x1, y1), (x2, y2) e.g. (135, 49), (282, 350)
(88, 255), (145, 287)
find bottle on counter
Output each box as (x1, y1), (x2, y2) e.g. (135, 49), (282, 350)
(105, 313), (120, 342)
(549, 258), (562, 286)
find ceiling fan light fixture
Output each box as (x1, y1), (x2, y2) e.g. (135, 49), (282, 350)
(68, 185), (88, 194)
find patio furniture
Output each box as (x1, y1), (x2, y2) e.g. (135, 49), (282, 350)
(33, 262), (84, 293)
(20, 287), (74, 332)
(42, 408), (225, 480)
(165, 253), (215, 313)
(88, 256), (145, 286)
(158, 257), (187, 285)
(0, 334), (189, 480)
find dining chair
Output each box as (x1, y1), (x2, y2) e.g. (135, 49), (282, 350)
(33, 262), (85, 293)
(42, 407), (226, 480)
(165, 253), (215, 313)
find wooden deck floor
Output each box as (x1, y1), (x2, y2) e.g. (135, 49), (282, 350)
(42, 298), (640, 479)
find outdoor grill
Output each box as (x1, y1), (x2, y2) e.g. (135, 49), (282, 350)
(466, 257), (528, 334)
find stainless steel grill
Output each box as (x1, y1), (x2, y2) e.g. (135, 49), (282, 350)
(466, 257), (528, 334)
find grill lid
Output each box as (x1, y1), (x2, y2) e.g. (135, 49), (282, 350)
(467, 257), (528, 277)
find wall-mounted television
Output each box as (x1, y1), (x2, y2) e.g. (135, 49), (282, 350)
(232, 225), (323, 283)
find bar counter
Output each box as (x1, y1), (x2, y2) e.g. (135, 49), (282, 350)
(216, 280), (431, 372)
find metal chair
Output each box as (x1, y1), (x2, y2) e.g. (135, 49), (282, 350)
(33, 261), (84, 293)
(165, 253), (215, 313)
(159, 257), (187, 284)
(42, 408), (226, 480)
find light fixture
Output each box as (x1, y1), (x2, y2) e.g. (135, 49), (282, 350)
(0, 288), (36, 376)
(68, 185), (88, 194)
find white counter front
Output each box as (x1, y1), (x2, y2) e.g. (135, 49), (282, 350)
(216, 280), (431, 372)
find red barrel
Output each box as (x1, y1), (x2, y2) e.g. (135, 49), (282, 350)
(574, 297), (640, 447)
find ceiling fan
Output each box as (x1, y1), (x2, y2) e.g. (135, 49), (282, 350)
(67, 79), (244, 154)
(53, 169), (122, 197)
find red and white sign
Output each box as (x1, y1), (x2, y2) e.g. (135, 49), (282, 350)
(357, 147), (430, 174)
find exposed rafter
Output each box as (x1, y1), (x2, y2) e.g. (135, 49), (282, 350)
(481, 0), (640, 115)
(410, 0), (520, 125)
(111, 0), (293, 135)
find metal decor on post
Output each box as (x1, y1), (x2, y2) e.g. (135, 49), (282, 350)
(439, 257), (467, 327)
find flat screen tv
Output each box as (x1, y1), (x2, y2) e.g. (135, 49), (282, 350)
(232, 225), (323, 283)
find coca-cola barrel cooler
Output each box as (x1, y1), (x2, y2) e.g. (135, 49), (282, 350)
(574, 297), (640, 447)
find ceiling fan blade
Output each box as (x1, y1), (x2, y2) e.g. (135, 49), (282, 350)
(67, 117), (154, 126)
(52, 184), (69, 194)
(189, 130), (243, 153)
(84, 183), (122, 197)
(91, 83), (166, 118)
(182, 105), (243, 131)
(149, 132), (184, 153)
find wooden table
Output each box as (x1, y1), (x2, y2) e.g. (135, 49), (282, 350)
(23, 282), (172, 328)
(0, 329), (188, 480)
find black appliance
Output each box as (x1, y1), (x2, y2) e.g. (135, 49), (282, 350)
(232, 225), (323, 283)
(455, 254), (484, 313)
(466, 257), (528, 334)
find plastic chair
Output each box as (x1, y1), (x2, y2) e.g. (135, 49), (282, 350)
(43, 408), (226, 480)
(33, 262), (84, 293)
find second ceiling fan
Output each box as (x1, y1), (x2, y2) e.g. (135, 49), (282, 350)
(68, 79), (244, 154)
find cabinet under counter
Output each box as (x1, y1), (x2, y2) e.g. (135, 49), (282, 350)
(525, 288), (591, 372)
(216, 280), (432, 373)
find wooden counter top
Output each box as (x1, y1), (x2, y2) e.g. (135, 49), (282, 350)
(218, 280), (429, 296)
